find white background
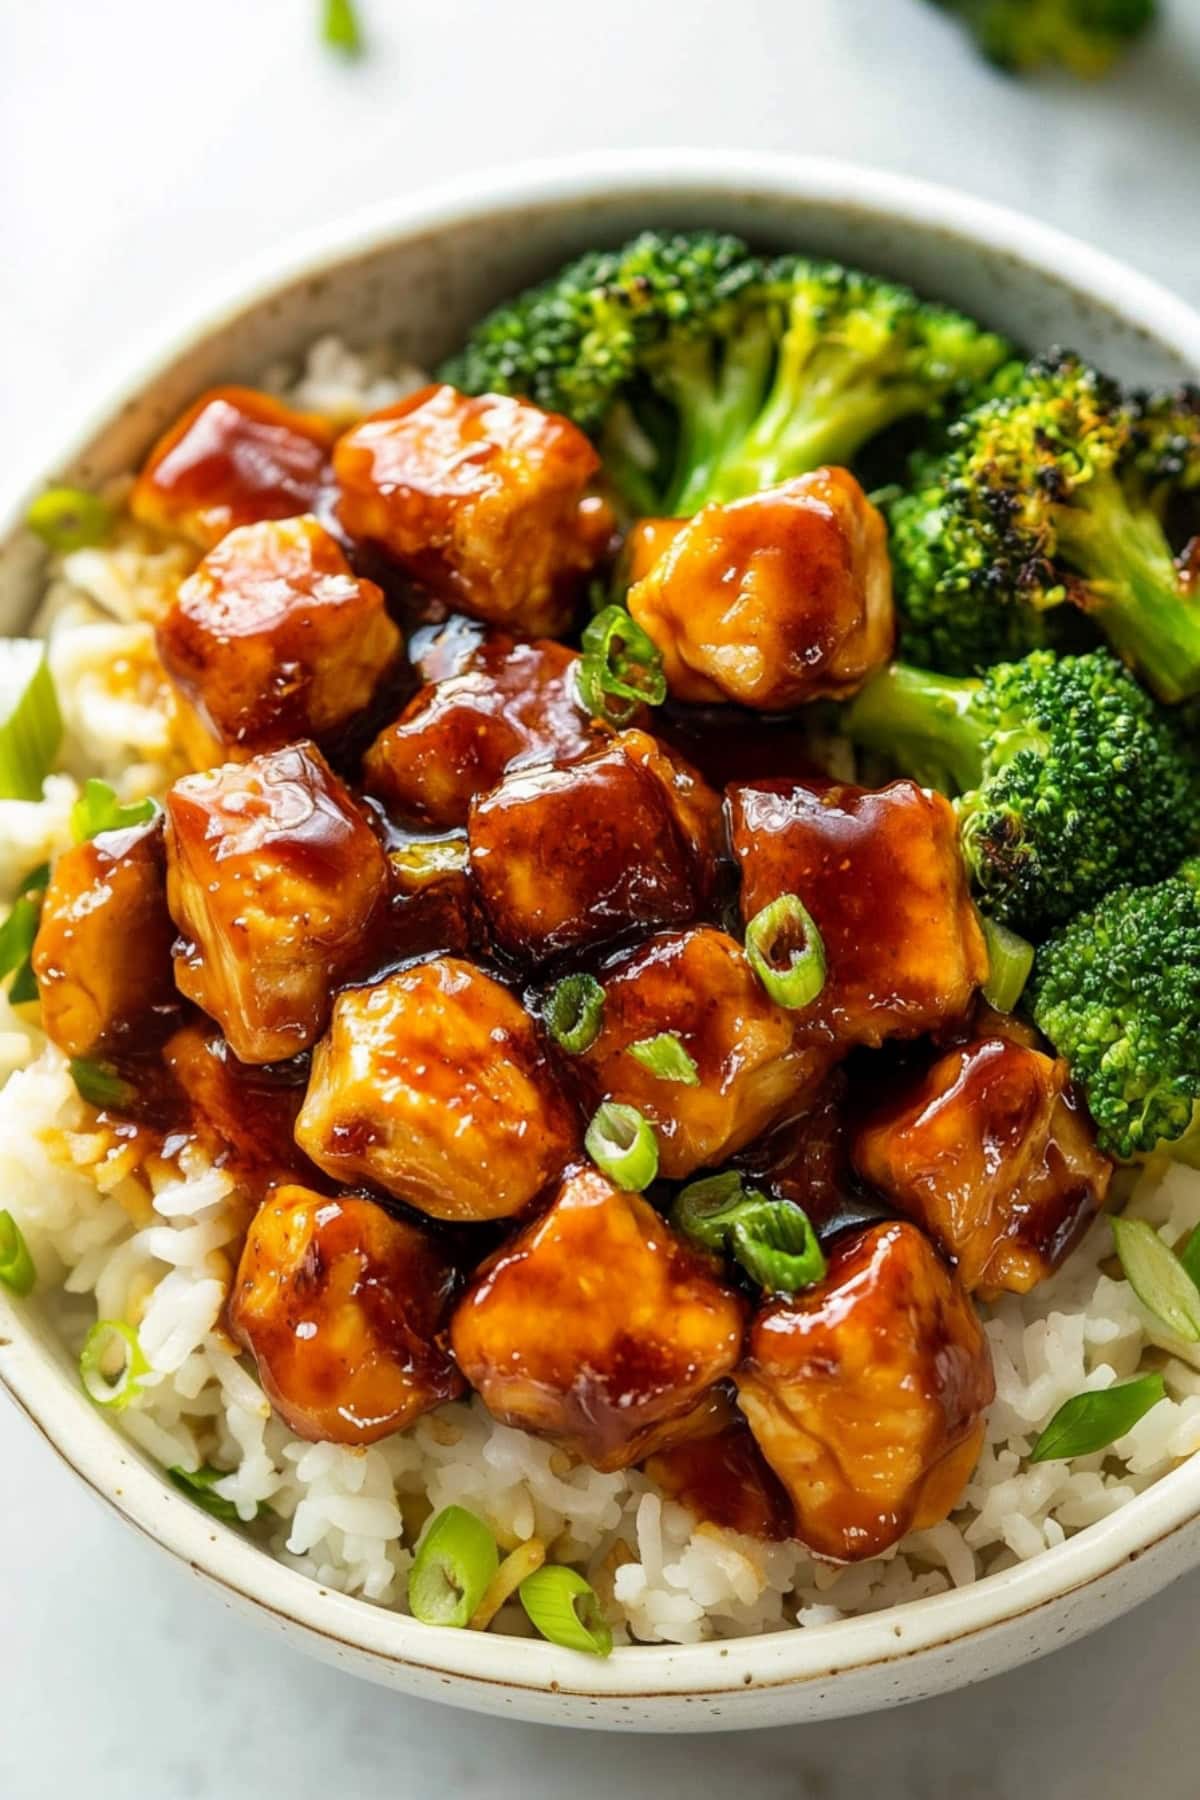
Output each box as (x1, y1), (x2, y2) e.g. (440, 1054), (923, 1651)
(2, 3), (1199, 1795)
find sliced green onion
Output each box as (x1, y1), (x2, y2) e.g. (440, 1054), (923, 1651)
(1180, 1225), (1200, 1294)
(321, 0), (364, 54)
(69, 1058), (137, 1113)
(408, 1505), (499, 1628)
(628, 1032), (699, 1086)
(1030, 1373), (1167, 1463)
(168, 1464), (256, 1523)
(672, 1172), (827, 1295)
(980, 914), (1035, 1014)
(0, 895), (41, 981)
(70, 778), (158, 844)
(80, 1319), (148, 1410)
(744, 894), (825, 1011)
(544, 973), (605, 1055)
(0, 1209), (36, 1296)
(518, 1564), (613, 1657)
(389, 834), (468, 883)
(585, 1101), (659, 1191)
(26, 486), (113, 553)
(576, 605), (666, 726)
(1112, 1216), (1200, 1342)
(0, 643), (62, 801)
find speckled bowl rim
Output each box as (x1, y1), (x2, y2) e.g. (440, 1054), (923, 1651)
(3, 150), (1200, 1709)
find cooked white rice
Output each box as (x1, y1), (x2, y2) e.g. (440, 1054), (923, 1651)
(5, 334), (1199, 1647)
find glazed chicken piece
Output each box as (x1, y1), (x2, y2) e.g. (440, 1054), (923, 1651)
(229, 1185), (463, 1445)
(163, 1022), (314, 1193)
(295, 957), (576, 1222)
(333, 384), (613, 636)
(450, 1167), (746, 1471)
(576, 926), (833, 1180)
(645, 1409), (795, 1543)
(728, 778), (987, 1050)
(736, 1220), (994, 1561)
(130, 386), (335, 550)
(157, 515), (400, 764)
(164, 742), (389, 1064)
(469, 729), (721, 960)
(32, 818), (176, 1059)
(620, 516), (686, 587)
(852, 1035), (1111, 1295)
(363, 633), (602, 830)
(628, 471), (894, 710)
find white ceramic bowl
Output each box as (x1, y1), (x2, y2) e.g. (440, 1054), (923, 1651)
(3, 151), (1200, 1732)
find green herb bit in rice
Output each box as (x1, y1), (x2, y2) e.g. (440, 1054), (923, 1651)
(1031, 1374), (1167, 1463)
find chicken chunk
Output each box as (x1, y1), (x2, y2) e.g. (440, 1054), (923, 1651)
(295, 958), (576, 1222)
(363, 633), (601, 829)
(164, 743), (388, 1063)
(157, 515), (400, 762)
(645, 1411), (794, 1542)
(450, 1167), (746, 1471)
(576, 927), (832, 1179)
(620, 516), (686, 587)
(469, 729), (721, 960)
(736, 1220), (994, 1561)
(728, 778), (987, 1050)
(229, 1185), (463, 1445)
(163, 1023), (314, 1193)
(852, 1036), (1111, 1295)
(32, 819), (176, 1059)
(131, 386), (335, 549)
(333, 384), (613, 636)
(628, 471), (893, 710)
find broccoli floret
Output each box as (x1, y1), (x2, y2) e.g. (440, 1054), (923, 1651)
(888, 353), (1200, 701)
(443, 231), (1010, 516)
(1030, 861), (1200, 1162)
(932, 0), (1157, 77)
(842, 648), (1199, 935)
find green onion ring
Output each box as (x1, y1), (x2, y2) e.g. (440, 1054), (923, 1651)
(408, 1505), (499, 1628)
(585, 1101), (659, 1191)
(80, 1319), (149, 1410)
(518, 1564), (613, 1657)
(0, 1209), (36, 1296)
(744, 893), (826, 1011)
(544, 973), (605, 1054)
(627, 1032), (699, 1085)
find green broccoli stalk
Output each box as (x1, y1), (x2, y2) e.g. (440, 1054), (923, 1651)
(932, 0), (1158, 77)
(842, 648), (1200, 936)
(1030, 860), (1200, 1163)
(888, 356), (1200, 701)
(443, 231), (1010, 517)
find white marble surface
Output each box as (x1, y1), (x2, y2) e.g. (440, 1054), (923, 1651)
(2, 1), (1200, 1792)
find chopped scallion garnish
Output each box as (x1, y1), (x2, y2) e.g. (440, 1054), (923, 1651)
(628, 1032), (699, 1085)
(584, 1100), (659, 1191)
(80, 1319), (148, 1410)
(1112, 1216), (1200, 1342)
(321, 0), (364, 55)
(576, 605), (666, 727)
(70, 778), (158, 844)
(672, 1172), (827, 1295)
(26, 486), (113, 553)
(1030, 1373), (1166, 1462)
(0, 1209), (36, 1296)
(69, 1058), (137, 1113)
(408, 1505), (499, 1628)
(518, 1564), (612, 1657)
(744, 893), (825, 1011)
(980, 913), (1035, 1014)
(544, 973), (605, 1054)
(168, 1464), (255, 1523)
(0, 643), (62, 801)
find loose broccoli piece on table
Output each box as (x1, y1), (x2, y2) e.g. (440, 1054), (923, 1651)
(1030, 861), (1200, 1162)
(842, 648), (1199, 935)
(888, 353), (1200, 701)
(932, 0), (1157, 77)
(443, 231), (1010, 516)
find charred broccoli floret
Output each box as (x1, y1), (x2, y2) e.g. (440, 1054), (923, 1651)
(1030, 861), (1200, 1162)
(443, 231), (1010, 515)
(888, 354), (1200, 700)
(932, 0), (1157, 77)
(842, 648), (1199, 935)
